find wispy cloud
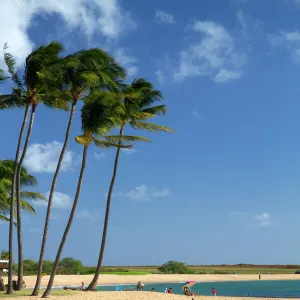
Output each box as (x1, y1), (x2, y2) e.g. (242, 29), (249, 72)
(114, 48), (138, 76)
(93, 152), (106, 160)
(155, 70), (165, 85)
(121, 148), (137, 155)
(155, 10), (176, 24)
(116, 185), (170, 201)
(173, 20), (244, 83)
(75, 209), (103, 226)
(269, 30), (300, 63)
(214, 69), (242, 83)
(0, 0), (136, 69)
(24, 141), (74, 173)
(192, 109), (201, 120)
(230, 211), (274, 227)
(255, 212), (273, 227)
(33, 192), (72, 209)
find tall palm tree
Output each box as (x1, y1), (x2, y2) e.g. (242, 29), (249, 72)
(87, 79), (171, 290)
(4, 42), (66, 293)
(41, 92), (140, 297)
(31, 49), (125, 296)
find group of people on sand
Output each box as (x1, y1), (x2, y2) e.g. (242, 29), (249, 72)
(63, 282), (89, 291)
(62, 281), (217, 296)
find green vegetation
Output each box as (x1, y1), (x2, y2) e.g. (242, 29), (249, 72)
(9, 257), (300, 276)
(158, 261), (190, 274)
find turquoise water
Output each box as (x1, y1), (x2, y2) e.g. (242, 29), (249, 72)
(96, 280), (300, 298)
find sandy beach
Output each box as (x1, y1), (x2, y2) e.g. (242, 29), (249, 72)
(10, 291), (300, 300)
(17, 273), (300, 287)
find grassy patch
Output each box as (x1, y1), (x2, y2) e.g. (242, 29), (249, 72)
(100, 271), (149, 275)
(0, 289), (75, 298)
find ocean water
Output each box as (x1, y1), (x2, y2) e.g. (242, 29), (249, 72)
(96, 280), (300, 298)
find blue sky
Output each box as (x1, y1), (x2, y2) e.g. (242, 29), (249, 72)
(0, 0), (300, 266)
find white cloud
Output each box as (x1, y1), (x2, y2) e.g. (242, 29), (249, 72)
(173, 20), (244, 83)
(33, 191), (72, 209)
(24, 141), (74, 173)
(214, 69), (242, 83)
(76, 209), (92, 218)
(114, 48), (138, 76)
(75, 208), (102, 226)
(230, 211), (274, 227)
(192, 109), (201, 119)
(93, 152), (106, 160)
(155, 70), (165, 85)
(155, 10), (176, 24)
(121, 148), (137, 155)
(0, 0), (136, 69)
(117, 185), (170, 201)
(269, 30), (300, 62)
(255, 212), (272, 227)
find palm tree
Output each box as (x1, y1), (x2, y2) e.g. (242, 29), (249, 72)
(87, 79), (171, 290)
(3, 42), (66, 293)
(31, 49), (125, 296)
(0, 160), (45, 222)
(0, 250), (9, 260)
(41, 92), (138, 297)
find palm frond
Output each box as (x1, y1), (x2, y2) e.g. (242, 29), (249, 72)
(130, 121), (172, 133)
(104, 135), (151, 144)
(19, 200), (36, 215)
(3, 43), (23, 88)
(75, 134), (93, 147)
(0, 69), (8, 82)
(93, 139), (132, 149)
(42, 94), (70, 111)
(19, 191), (46, 201)
(142, 105), (167, 116)
(0, 215), (10, 222)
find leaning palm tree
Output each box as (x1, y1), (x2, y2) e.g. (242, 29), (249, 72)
(41, 92), (143, 297)
(87, 79), (171, 290)
(4, 42), (66, 293)
(31, 49), (125, 296)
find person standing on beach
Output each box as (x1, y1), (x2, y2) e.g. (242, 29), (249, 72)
(165, 288), (168, 293)
(212, 287), (217, 296)
(79, 282), (85, 290)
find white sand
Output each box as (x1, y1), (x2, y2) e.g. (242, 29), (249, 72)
(11, 291), (300, 300)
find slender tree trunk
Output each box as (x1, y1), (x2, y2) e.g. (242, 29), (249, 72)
(15, 104), (37, 291)
(42, 146), (88, 298)
(31, 103), (76, 296)
(87, 129), (123, 290)
(6, 104), (30, 294)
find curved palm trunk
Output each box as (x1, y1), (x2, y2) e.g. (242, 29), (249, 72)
(42, 146), (88, 298)
(87, 130), (123, 290)
(32, 103), (76, 296)
(6, 104), (30, 294)
(15, 104), (37, 291)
